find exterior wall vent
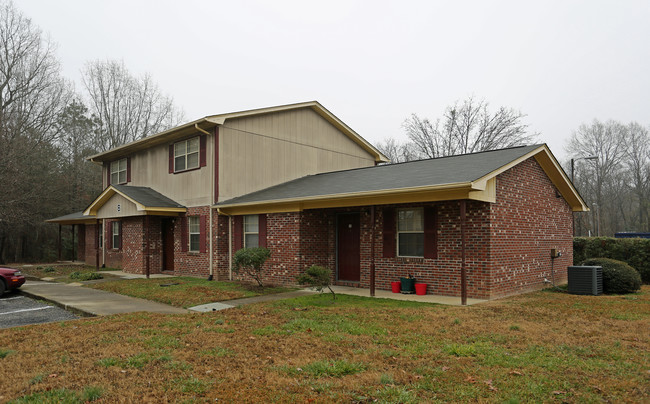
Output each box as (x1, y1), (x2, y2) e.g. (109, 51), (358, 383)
(567, 266), (603, 296)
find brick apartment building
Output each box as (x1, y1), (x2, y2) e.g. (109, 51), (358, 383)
(48, 101), (588, 300)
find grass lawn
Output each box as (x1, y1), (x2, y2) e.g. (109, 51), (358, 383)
(87, 277), (296, 308)
(1, 287), (648, 403)
(19, 264), (120, 280)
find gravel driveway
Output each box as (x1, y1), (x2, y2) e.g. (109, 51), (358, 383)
(0, 292), (78, 329)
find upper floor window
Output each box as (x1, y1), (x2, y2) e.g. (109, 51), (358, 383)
(244, 215), (259, 248)
(111, 158), (127, 184)
(174, 137), (200, 172)
(397, 208), (424, 257)
(188, 216), (200, 252)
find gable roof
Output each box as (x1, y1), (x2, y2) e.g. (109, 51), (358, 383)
(216, 144), (588, 215)
(87, 101), (388, 163)
(84, 185), (186, 216)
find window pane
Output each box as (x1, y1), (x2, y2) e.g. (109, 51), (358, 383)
(190, 234), (200, 252)
(112, 222), (119, 235)
(244, 215), (259, 232)
(111, 172), (119, 184)
(119, 158), (127, 171)
(118, 171), (126, 184)
(110, 161), (118, 174)
(245, 234), (259, 248)
(187, 152), (199, 169)
(189, 216), (200, 233)
(175, 141), (186, 157)
(398, 209), (423, 231)
(399, 233), (424, 257)
(175, 156), (186, 171)
(188, 137), (199, 153)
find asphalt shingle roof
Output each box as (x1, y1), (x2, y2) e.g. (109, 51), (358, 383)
(112, 185), (185, 208)
(218, 144), (543, 206)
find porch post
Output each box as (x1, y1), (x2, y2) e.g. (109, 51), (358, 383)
(145, 215), (150, 279)
(71, 224), (75, 262)
(370, 206), (376, 297)
(95, 219), (100, 271)
(58, 224), (62, 261)
(460, 200), (467, 306)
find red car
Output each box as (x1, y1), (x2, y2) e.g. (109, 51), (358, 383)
(0, 267), (25, 294)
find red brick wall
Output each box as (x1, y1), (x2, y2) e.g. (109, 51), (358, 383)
(173, 206), (211, 277)
(488, 157), (573, 298)
(103, 219), (122, 269)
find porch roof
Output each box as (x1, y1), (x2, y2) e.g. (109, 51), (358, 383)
(84, 185), (186, 217)
(216, 144), (589, 215)
(46, 211), (96, 225)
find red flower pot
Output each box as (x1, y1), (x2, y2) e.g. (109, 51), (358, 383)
(415, 283), (427, 295)
(391, 281), (401, 293)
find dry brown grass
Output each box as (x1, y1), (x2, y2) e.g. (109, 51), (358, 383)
(1, 287), (648, 403)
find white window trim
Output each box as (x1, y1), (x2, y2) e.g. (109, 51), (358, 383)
(110, 158), (127, 184)
(112, 221), (120, 250)
(174, 136), (200, 173)
(397, 208), (424, 258)
(244, 215), (259, 248)
(188, 216), (200, 252)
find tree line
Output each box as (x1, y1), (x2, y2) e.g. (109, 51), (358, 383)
(0, 1), (183, 263)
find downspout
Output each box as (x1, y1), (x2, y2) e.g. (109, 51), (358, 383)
(101, 219), (105, 267)
(196, 123), (215, 281)
(95, 219), (100, 271)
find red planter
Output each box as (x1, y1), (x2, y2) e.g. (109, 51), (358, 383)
(391, 281), (401, 293)
(415, 283), (427, 295)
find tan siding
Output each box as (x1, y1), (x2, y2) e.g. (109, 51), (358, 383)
(96, 194), (142, 219)
(125, 132), (213, 207)
(218, 108), (376, 202)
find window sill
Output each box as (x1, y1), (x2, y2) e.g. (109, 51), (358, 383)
(173, 166), (201, 175)
(396, 256), (425, 263)
(187, 251), (201, 255)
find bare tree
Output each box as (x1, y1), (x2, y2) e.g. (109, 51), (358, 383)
(566, 120), (629, 236)
(82, 59), (184, 151)
(403, 97), (537, 159)
(625, 122), (650, 230)
(0, 1), (72, 262)
(375, 137), (420, 163)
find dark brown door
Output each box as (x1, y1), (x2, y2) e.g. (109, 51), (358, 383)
(162, 219), (174, 273)
(337, 213), (360, 282)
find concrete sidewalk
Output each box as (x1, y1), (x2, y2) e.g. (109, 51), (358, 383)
(20, 281), (188, 316)
(189, 290), (316, 312)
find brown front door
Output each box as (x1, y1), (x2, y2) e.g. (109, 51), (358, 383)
(337, 213), (360, 282)
(162, 218), (174, 273)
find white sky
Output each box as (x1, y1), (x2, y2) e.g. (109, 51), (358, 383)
(17, 0), (650, 160)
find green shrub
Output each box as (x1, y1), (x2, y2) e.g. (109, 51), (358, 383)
(296, 265), (335, 300)
(43, 266), (55, 273)
(232, 247), (271, 287)
(581, 258), (642, 294)
(69, 271), (103, 281)
(574, 237), (650, 284)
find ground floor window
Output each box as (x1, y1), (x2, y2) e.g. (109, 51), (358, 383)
(244, 214), (259, 248)
(397, 208), (424, 257)
(188, 216), (200, 252)
(112, 221), (121, 249)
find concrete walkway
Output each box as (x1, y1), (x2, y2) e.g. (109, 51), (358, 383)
(20, 281), (188, 316)
(328, 286), (487, 306)
(189, 290), (316, 312)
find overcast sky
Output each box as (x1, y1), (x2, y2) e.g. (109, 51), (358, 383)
(17, 0), (650, 160)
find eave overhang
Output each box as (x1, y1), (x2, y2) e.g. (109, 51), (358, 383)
(215, 179), (496, 215)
